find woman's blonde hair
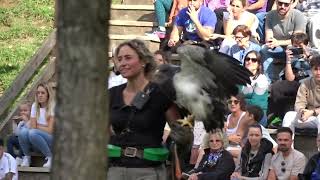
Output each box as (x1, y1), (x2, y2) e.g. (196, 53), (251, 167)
(202, 129), (229, 149)
(34, 82), (55, 121)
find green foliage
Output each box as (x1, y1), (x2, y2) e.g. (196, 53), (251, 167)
(0, 0), (54, 94)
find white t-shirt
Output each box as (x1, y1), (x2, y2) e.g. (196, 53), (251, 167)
(0, 152), (18, 180)
(30, 103), (54, 126)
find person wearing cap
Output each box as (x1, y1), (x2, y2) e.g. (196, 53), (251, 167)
(0, 138), (18, 180)
(260, 0), (307, 82)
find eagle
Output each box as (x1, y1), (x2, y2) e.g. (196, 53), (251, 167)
(154, 45), (252, 132)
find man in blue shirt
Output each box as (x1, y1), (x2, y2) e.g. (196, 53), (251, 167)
(168, 0), (217, 47)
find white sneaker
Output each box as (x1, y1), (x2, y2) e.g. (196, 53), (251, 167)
(43, 157), (52, 168)
(21, 156), (31, 167)
(15, 157), (22, 166)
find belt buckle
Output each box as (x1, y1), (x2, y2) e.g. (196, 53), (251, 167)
(124, 147), (137, 157)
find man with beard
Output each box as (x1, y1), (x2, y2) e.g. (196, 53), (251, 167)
(168, 0), (217, 48)
(261, 0), (307, 82)
(267, 127), (306, 179)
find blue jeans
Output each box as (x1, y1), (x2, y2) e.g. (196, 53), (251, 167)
(255, 12), (267, 44)
(154, 0), (173, 27)
(18, 128), (52, 157)
(261, 45), (286, 83)
(7, 135), (23, 158)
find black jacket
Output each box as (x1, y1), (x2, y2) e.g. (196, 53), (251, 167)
(195, 149), (235, 180)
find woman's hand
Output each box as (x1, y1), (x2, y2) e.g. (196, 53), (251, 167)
(228, 134), (241, 144)
(231, 172), (241, 179)
(300, 109), (314, 122)
(188, 173), (199, 180)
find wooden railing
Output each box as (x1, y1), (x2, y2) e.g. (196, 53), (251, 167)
(0, 29), (56, 133)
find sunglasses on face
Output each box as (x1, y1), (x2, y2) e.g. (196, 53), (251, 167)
(209, 139), (221, 143)
(244, 57), (258, 62)
(227, 99), (240, 105)
(230, 3), (241, 8)
(281, 161), (286, 173)
(277, 1), (290, 7)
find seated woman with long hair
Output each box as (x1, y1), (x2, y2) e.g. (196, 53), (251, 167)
(231, 124), (273, 180)
(239, 50), (269, 126)
(19, 82), (55, 168)
(188, 129), (235, 180)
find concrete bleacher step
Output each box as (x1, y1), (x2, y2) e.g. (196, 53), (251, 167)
(109, 34), (160, 52)
(18, 167), (50, 180)
(120, 0), (153, 5)
(109, 20), (157, 36)
(111, 5), (155, 21)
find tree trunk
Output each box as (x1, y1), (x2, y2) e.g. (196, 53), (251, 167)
(53, 0), (109, 179)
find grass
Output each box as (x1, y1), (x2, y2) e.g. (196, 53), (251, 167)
(0, 0), (54, 95)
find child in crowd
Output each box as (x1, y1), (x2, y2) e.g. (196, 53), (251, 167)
(6, 101), (31, 166)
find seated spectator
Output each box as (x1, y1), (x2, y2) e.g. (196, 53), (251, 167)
(189, 119), (206, 166)
(296, 0), (320, 50)
(261, 0), (307, 82)
(220, 26), (261, 64)
(300, 133), (320, 179)
(203, 0), (229, 35)
(0, 138), (18, 180)
(108, 48), (127, 89)
(221, 0), (258, 37)
(239, 105), (277, 147)
(188, 129), (235, 180)
(7, 101), (31, 166)
(282, 56), (320, 139)
(146, 0), (173, 41)
(231, 124), (273, 180)
(154, 50), (170, 65)
(168, 0), (188, 26)
(267, 127), (306, 179)
(239, 51), (269, 127)
(168, 0), (217, 49)
(225, 94), (247, 157)
(245, 0), (268, 43)
(19, 82), (55, 168)
(268, 33), (316, 126)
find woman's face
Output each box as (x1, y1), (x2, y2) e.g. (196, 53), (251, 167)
(244, 52), (259, 75)
(234, 32), (249, 48)
(37, 86), (49, 105)
(116, 45), (145, 79)
(248, 127), (262, 147)
(209, 134), (223, 151)
(227, 96), (241, 113)
(230, 0), (244, 17)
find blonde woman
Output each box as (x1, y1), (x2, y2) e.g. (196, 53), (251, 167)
(188, 129), (235, 180)
(19, 82), (55, 168)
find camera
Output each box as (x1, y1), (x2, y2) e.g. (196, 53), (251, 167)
(290, 47), (304, 56)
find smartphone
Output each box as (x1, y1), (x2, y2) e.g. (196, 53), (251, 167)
(291, 47), (303, 56)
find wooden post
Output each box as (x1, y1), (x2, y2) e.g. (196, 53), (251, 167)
(53, 0), (109, 179)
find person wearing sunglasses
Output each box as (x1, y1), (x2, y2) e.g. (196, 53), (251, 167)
(231, 124), (274, 180)
(222, 25), (261, 64)
(225, 94), (246, 158)
(267, 127), (306, 180)
(186, 129), (235, 180)
(260, 0), (307, 82)
(239, 50), (269, 127)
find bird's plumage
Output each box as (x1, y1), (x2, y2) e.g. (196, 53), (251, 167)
(154, 45), (252, 132)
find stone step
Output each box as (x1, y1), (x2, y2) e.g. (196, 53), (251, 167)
(109, 20), (157, 36)
(111, 5), (155, 21)
(109, 34), (160, 53)
(119, 0), (153, 5)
